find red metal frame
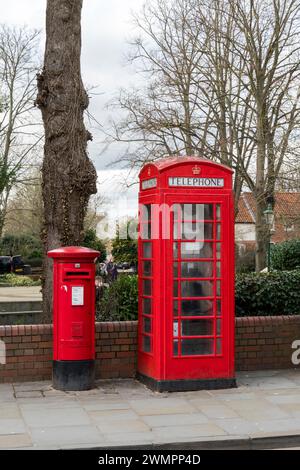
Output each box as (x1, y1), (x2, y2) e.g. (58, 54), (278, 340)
(138, 157), (235, 386)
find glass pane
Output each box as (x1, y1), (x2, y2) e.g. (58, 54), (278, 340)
(216, 261), (221, 278)
(216, 338), (222, 354)
(182, 319), (213, 336)
(216, 223), (221, 240)
(180, 222), (213, 240)
(143, 279), (152, 296)
(173, 281), (178, 297)
(141, 223), (151, 240)
(181, 338), (213, 356)
(142, 297), (151, 315)
(143, 242), (152, 258)
(143, 317), (151, 334)
(173, 300), (179, 316)
(173, 340), (179, 356)
(216, 299), (221, 316)
(216, 280), (221, 296)
(173, 320), (179, 337)
(217, 319), (221, 335)
(174, 204), (213, 221)
(173, 242), (179, 259)
(181, 242), (213, 259)
(142, 335), (151, 353)
(181, 299), (214, 316)
(172, 204), (181, 221)
(173, 262), (178, 278)
(216, 204), (221, 220)
(180, 261), (213, 278)
(143, 260), (152, 276)
(216, 243), (221, 259)
(181, 280), (213, 297)
(182, 204), (205, 221)
(203, 204), (214, 220)
(141, 204), (152, 223)
(173, 221), (180, 239)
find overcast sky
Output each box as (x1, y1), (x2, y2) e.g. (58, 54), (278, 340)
(0, 0), (145, 218)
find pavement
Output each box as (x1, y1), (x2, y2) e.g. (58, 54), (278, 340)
(1, 370), (300, 449)
(0, 286), (42, 302)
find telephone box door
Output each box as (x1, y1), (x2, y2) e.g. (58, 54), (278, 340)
(163, 194), (234, 381)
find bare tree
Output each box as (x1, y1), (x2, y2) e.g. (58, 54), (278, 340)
(109, 0), (300, 271)
(107, 0), (255, 213)
(225, 0), (300, 270)
(108, 0), (206, 163)
(36, 0), (97, 321)
(0, 25), (42, 237)
(4, 167), (43, 238)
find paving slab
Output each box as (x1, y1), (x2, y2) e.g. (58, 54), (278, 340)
(30, 425), (104, 447)
(0, 370), (300, 449)
(0, 433), (32, 449)
(129, 397), (196, 416)
(142, 412), (209, 427)
(21, 407), (91, 428)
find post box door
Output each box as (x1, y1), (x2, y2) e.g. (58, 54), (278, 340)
(57, 269), (94, 360)
(163, 195), (234, 380)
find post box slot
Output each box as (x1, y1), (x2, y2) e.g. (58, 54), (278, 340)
(65, 271), (90, 276)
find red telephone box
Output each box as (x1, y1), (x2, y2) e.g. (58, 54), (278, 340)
(48, 246), (100, 391)
(137, 156), (235, 391)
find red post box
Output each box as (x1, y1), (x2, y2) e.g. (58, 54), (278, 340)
(48, 246), (100, 391)
(137, 156), (235, 391)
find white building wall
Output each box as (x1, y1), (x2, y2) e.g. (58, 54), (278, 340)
(235, 223), (256, 242)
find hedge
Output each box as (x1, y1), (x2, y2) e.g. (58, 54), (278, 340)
(97, 274), (138, 321)
(270, 239), (300, 271)
(235, 270), (300, 316)
(97, 270), (300, 320)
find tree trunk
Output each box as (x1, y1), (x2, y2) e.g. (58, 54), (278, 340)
(255, 195), (268, 272)
(36, 0), (97, 322)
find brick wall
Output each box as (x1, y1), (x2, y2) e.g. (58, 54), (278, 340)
(0, 317), (299, 383)
(235, 316), (300, 370)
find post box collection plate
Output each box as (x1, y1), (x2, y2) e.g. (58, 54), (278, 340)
(72, 286), (84, 306)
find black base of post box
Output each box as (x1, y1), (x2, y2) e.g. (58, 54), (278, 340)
(53, 360), (95, 391)
(137, 372), (236, 392)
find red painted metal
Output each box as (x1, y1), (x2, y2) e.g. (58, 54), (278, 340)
(138, 156), (235, 384)
(48, 247), (100, 362)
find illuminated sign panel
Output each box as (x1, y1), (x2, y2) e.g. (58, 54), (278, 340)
(142, 178), (157, 190)
(169, 177), (224, 188)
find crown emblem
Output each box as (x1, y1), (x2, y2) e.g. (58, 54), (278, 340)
(192, 165), (201, 175)
(148, 167), (151, 176)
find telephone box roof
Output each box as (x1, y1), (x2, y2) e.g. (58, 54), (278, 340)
(139, 156), (233, 175)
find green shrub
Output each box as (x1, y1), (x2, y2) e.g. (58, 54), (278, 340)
(270, 239), (300, 271)
(97, 270), (300, 322)
(97, 274), (138, 321)
(111, 221), (138, 265)
(0, 273), (41, 287)
(235, 270), (300, 316)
